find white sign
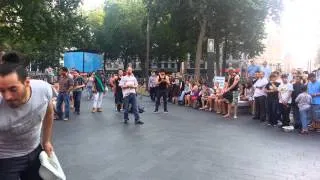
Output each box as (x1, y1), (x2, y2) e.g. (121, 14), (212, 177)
(207, 39), (214, 53)
(213, 76), (225, 87)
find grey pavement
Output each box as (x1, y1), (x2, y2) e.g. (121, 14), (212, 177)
(53, 94), (320, 180)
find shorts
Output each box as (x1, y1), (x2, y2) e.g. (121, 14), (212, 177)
(232, 91), (239, 105)
(223, 91), (239, 105)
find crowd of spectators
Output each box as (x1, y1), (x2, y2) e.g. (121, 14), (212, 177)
(148, 61), (320, 134)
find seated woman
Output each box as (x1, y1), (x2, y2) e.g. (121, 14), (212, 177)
(199, 84), (212, 110)
(207, 82), (220, 111)
(179, 80), (191, 104)
(185, 84), (200, 107)
(216, 81), (229, 115)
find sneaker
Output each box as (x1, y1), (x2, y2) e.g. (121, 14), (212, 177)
(91, 108), (97, 113)
(233, 116), (238, 119)
(63, 118), (69, 121)
(153, 110), (159, 113)
(124, 119), (129, 124)
(135, 120), (144, 125)
(76, 112), (80, 115)
(97, 108), (103, 112)
(164, 110), (169, 113)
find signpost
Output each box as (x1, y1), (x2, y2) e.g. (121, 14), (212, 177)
(207, 39), (215, 87)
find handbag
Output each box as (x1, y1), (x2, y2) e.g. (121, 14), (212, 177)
(39, 151), (66, 180)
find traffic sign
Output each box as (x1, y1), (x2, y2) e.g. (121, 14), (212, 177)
(207, 39), (214, 53)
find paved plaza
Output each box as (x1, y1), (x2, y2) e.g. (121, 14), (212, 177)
(53, 94), (320, 180)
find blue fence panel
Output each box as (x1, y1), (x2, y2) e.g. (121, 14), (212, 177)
(64, 52), (83, 71)
(84, 52), (103, 73)
(64, 52), (103, 73)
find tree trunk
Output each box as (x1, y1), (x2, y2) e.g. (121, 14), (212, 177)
(222, 38), (228, 75)
(195, 19), (207, 80)
(145, 0), (151, 89)
(222, 38), (229, 77)
(214, 38), (220, 76)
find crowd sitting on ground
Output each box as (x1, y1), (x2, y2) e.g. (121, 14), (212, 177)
(147, 67), (320, 134)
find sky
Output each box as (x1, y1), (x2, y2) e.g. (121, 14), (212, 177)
(82, 0), (105, 10)
(278, 0), (320, 68)
(82, 0), (320, 68)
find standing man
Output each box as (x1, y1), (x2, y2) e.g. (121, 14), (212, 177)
(154, 69), (170, 113)
(307, 73), (320, 123)
(56, 67), (74, 121)
(247, 60), (260, 79)
(72, 70), (85, 115)
(113, 69), (124, 112)
(119, 67), (144, 124)
(253, 71), (268, 122)
(260, 61), (272, 80)
(148, 71), (157, 102)
(0, 53), (54, 179)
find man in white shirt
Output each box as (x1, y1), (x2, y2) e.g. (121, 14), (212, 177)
(278, 74), (293, 126)
(0, 52), (54, 180)
(253, 71), (268, 122)
(119, 67), (144, 125)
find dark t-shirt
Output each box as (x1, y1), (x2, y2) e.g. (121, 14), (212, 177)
(265, 82), (280, 99)
(292, 83), (305, 105)
(73, 76), (85, 92)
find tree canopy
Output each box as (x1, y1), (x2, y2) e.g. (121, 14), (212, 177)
(1, 0), (282, 77)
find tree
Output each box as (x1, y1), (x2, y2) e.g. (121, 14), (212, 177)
(0, 0), (92, 69)
(96, 1), (146, 69)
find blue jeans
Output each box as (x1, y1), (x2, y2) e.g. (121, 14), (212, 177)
(124, 93), (140, 121)
(56, 92), (70, 119)
(178, 90), (189, 101)
(300, 108), (310, 130)
(73, 91), (82, 113)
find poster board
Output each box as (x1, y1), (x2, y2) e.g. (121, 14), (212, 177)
(213, 76), (225, 87)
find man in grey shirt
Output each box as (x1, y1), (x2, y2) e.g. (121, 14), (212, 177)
(0, 52), (54, 180)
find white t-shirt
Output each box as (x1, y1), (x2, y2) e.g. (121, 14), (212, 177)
(0, 80), (53, 158)
(278, 83), (293, 104)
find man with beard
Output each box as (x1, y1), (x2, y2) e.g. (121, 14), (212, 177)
(113, 69), (124, 112)
(0, 52), (54, 179)
(119, 67), (144, 125)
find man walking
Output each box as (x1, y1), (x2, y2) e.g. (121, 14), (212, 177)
(0, 53), (54, 179)
(56, 67), (74, 121)
(154, 69), (170, 113)
(119, 67), (144, 125)
(73, 70), (85, 115)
